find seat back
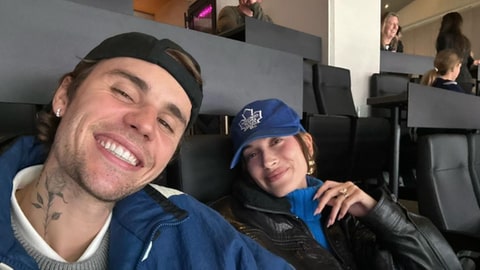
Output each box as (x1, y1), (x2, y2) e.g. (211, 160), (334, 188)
(370, 73), (409, 120)
(467, 133), (480, 207)
(370, 73), (409, 97)
(311, 64), (391, 183)
(166, 134), (237, 204)
(304, 114), (353, 181)
(417, 134), (480, 234)
(303, 60), (320, 114)
(312, 64), (357, 116)
(351, 117), (390, 181)
(0, 102), (39, 138)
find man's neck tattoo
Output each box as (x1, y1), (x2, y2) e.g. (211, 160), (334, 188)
(32, 174), (68, 237)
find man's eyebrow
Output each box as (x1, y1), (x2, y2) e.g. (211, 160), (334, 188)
(107, 69), (149, 91)
(107, 69), (189, 128)
(167, 102), (188, 128)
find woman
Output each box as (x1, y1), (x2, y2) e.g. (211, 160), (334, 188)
(381, 12), (401, 52)
(212, 98), (462, 269)
(421, 49), (466, 93)
(436, 12), (479, 93)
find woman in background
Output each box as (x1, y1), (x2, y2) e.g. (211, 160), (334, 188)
(421, 49), (466, 93)
(381, 12), (401, 52)
(436, 12), (479, 93)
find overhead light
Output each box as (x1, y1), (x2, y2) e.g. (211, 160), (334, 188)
(385, 4), (389, 9)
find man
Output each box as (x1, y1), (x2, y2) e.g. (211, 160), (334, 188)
(0, 32), (291, 269)
(217, 0), (272, 34)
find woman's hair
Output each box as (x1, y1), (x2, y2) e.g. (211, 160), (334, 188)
(439, 12), (463, 35)
(294, 133), (317, 176)
(36, 48), (203, 149)
(420, 49), (462, 86)
(436, 12), (471, 57)
(380, 12), (399, 50)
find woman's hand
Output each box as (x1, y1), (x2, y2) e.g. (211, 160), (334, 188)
(313, 180), (377, 227)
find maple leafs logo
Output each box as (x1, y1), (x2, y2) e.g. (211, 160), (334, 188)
(239, 108), (262, 131)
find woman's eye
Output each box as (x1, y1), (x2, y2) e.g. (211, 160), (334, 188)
(245, 152), (257, 160)
(272, 138), (282, 145)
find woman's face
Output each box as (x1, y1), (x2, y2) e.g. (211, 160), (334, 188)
(383, 15), (399, 40)
(242, 134), (313, 197)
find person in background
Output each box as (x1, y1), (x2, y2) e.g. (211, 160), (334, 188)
(436, 12), (479, 93)
(0, 32), (292, 270)
(421, 49), (466, 93)
(212, 98), (463, 270)
(380, 12), (401, 52)
(217, 0), (272, 34)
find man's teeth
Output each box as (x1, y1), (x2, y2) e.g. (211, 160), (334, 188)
(100, 140), (138, 166)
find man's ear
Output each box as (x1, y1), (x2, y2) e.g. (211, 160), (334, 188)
(52, 76), (72, 115)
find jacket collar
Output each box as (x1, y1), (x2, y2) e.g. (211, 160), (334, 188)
(233, 179), (291, 213)
(113, 184), (189, 242)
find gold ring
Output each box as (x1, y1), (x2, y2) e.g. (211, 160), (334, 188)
(339, 188), (348, 196)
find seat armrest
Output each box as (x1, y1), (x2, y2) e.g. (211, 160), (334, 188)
(442, 230), (480, 252)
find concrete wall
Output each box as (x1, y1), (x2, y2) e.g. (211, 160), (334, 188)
(261, 0), (328, 65)
(328, 0), (380, 115)
(134, 0), (189, 27)
(67, 0), (133, 14)
(400, 4), (480, 58)
(1, 0), (303, 116)
(398, 0), (480, 28)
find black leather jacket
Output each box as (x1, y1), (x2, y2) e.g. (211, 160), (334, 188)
(211, 180), (462, 270)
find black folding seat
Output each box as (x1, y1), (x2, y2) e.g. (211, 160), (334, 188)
(312, 64), (390, 184)
(417, 134), (480, 252)
(0, 102), (39, 138)
(166, 134), (238, 204)
(303, 114), (353, 181)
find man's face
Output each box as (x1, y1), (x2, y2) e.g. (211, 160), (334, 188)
(240, 0), (258, 6)
(51, 57), (191, 202)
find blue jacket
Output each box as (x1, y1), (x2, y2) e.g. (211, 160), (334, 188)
(0, 136), (292, 270)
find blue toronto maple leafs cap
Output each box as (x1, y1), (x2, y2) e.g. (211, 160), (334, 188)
(229, 98), (306, 168)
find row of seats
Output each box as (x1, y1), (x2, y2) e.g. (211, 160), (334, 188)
(304, 63), (391, 183)
(0, 63), (392, 204)
(163, 63), (394, 205)
(369, 72), (480, 257)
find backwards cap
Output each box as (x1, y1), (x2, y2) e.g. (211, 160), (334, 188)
(83, 32), (203, 128)
(229, 98), (305, 168)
